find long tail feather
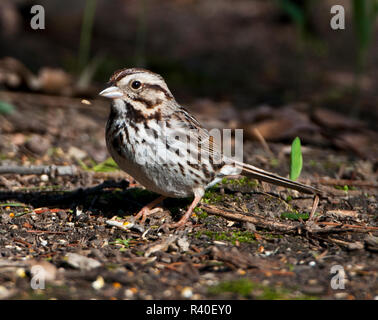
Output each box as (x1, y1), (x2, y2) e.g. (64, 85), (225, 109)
(233, 161), (321, 194)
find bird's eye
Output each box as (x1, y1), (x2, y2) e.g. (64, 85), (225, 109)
(131, 80), (142, 90)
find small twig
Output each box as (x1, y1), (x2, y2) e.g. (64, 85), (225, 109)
(308, 195), (319, 221)
(200, 203), (378, 235)
(0, 176), (14, 188)
(199, 203), (298, 233)
(13, 238), (32, 248)
(252, 128), (275, 158)
(26, 230), (67, 235)
(0, 165), (77, 176)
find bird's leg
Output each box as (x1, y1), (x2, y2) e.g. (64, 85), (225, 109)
(168, 195), (202, 228)
(135, 195), (166, 223)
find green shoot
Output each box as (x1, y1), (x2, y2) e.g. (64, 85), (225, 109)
(290, 137), (303, 181)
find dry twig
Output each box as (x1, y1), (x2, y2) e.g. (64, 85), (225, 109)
(308, 195), (319, 221)
(200, 203), (378, 235)
(199, 203), (298, 232)
(0, 165), (77, 176)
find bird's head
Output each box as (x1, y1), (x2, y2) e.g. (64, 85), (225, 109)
(99, 68), (174, 113)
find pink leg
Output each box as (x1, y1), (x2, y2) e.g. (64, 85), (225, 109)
(134, 195), (166, 223)
(168, 195), (202, 228)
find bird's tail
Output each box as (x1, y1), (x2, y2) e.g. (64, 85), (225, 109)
(232, 160), (321, 195)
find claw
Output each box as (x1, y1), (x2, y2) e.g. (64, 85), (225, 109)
(134, 195), (166, 224)
(135, 207), (163, 223)
(167, 194), (202, 229)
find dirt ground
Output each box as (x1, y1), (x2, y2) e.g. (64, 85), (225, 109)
(0, 91), (377, 300)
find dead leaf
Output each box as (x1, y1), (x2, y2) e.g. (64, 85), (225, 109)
(144, 235), (178, 257)
(38, 67), (72, 94)
(313, 108), (365, 130)
(327, 210), (358, 218)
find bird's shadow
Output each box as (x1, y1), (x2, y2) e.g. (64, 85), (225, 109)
(0, 179), (191, 218)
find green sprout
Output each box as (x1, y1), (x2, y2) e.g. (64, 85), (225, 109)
(109, 238), (131, 252)
(290, 137), (303, 181)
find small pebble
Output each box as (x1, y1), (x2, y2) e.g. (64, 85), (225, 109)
(16, 268), (26, 278)
(237, 269), (246, 275)
(92, 276), (105, 290)
(124, 289), (134, 298)
(163, 289), (172, 297)
(40, 174), (49, 182)
(309, 261), (316, 267)
(334, 292), (348, 299)
(0, 286), (11, 299)
(81, 99), (91, 105)
(181, 287), (193, 299)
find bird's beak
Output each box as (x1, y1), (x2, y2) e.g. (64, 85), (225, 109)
(99, 86), (123, 99)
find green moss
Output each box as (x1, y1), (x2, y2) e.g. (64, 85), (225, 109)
(208, 278), (318, 300)
(203, 189), (224, 204)
(208, 279), (253, 298)
(334, 185), (356, 192)
(109, 238), (132, 251)
(79, 157), (119, 172)
(194, 207), (208, 219)
(105, 263), (121, 270)
(222, 177), (259, 188)
(281, 211), (309, 221)
(193, 230), (255, 244)
(287, 263), (295, 272)
(270, 158), (280, 168)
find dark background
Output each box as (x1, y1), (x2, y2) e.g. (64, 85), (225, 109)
(1, 0), (377, 121)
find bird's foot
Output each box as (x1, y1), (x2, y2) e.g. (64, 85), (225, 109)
(134, 195), (166, 224)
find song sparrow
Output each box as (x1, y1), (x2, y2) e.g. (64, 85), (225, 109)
(100, 68), (320, 228)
